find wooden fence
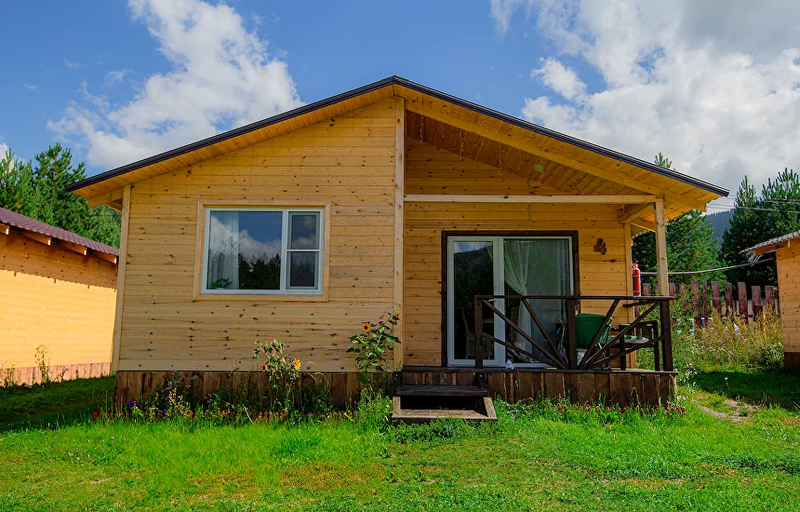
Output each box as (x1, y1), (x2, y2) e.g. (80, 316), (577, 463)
(641, 281), (778, 326)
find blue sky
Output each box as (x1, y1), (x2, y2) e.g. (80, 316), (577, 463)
(2, 0), (800, 210)
(0, 1), (559, 165)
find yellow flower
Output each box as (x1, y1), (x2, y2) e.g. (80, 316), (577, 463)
(361, 323), (371, 334)
(293, 359), (301, 371)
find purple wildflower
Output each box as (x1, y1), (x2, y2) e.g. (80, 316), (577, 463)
(126, 400), (136, 409)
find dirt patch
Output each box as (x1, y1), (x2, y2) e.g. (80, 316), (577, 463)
(697, 399), (756, 422)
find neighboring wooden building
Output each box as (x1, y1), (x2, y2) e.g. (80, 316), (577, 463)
(68, 77), (727, 410)
(0, 208), (118, 385)
(746, 233), (800, 370)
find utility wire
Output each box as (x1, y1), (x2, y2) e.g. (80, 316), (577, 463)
(640, 258), (773, 276)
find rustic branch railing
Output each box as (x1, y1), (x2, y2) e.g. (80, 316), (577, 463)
(473, 295), (673, 371)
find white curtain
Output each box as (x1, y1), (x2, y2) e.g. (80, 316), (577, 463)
(503, 241), (534, 344)
(503, 239), (571, 362)
(208, 211), (240, 289)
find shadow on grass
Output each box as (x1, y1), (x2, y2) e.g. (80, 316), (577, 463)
(691, 370), (800, 411)
(0, 376), (114, 432)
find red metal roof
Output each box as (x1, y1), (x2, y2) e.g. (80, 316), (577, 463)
(0, 207), (119, 257)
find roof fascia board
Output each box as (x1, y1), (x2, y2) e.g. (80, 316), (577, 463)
(67, 76), (728, 199)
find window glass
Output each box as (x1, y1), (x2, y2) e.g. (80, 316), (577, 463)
(290, 213), (319, 249)
(289, 252), (317, 288)
(205, 209), (322, 293)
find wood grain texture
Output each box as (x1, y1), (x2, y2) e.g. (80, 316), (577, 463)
(776, 245), (800, 357)
(0, 230), (117, 371)
(403, 139), (630, 366)
(118, 100), (398, 373)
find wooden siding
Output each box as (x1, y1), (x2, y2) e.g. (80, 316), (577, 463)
(403, 140), (630, 366)
(0, 230), (117, 376)
(776, 244), (800, 367)
(119, 99), (399, 373)
(115, 368), (676, 408)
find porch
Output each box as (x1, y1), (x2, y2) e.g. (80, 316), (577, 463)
(391, 294), (676, 420)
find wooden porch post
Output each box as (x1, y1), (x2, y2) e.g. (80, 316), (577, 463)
(111, 184), (131, 373)
(654, 198), (674, 371)
(654, 199), (669, 296)
(393, 97), (405, 371)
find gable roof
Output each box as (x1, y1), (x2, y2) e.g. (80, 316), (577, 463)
(0, 207), (119, 259)
(66, 75), (728, 202)
(743, 231), (800, 256)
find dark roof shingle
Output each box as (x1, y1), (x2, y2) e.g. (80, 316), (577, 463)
(0, 207), (119, 257)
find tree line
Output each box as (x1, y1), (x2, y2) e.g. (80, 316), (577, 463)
(634, 154), (800, 286)
(0, 144), (120, 247)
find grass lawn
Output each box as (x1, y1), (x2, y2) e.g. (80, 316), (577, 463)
(1, 372), (799, 511)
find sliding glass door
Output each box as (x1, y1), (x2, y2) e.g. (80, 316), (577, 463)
(446, 235), (574, 367)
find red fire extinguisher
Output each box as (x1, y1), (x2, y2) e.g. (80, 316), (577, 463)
(632, 261), (641, 297)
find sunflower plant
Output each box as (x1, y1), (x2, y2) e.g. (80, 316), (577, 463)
(254, 339), (302, 412)
(348, 313), (401, 386)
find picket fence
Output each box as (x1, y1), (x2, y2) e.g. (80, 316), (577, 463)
(641, 281), (778, 326)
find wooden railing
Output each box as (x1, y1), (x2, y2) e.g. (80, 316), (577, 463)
(473, 295), (674, 371)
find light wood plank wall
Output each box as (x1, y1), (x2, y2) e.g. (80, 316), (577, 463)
(0, 232), (117, 370)
(403, 140), (629, 366)
(776, 244), (800, 354)
(119, 100), (399, 372)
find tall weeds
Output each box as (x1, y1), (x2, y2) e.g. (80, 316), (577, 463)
(673, 309), (783, 372)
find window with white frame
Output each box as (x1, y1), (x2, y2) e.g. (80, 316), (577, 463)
(202, 208), (323, 294)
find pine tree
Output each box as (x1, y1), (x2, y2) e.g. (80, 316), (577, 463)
(0, 144), (120, 247)
(632, 154), (722, 285)
(721, 169), (800, 285)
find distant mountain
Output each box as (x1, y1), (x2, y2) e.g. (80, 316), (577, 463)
(705, 210), (733, 246)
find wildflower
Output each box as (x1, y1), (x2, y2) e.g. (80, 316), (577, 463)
(362, 322), (371, 334)
(126, 400), (136, 409)
(260, 363), (267, 371)
(293, 359), (301, 371)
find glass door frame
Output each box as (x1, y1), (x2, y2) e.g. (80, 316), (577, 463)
(445, 233), (576, 368)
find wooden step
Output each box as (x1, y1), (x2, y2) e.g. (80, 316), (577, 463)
(391, 396), (497, 424)
(394, 384), (489, 397)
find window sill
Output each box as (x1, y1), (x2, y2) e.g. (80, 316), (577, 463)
(193, 292), (328, 302)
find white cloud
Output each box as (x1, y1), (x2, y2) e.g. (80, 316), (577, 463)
(531, 58), (585, 100)
(489, 0), (527, 35)
(495, 0), (800, 197)
(103, 69), (130, 88)
(0, 142), (9, 158)
(22, 83), (39, 91)
(49, 0), (302, 170)
(64, 60), (82, 69)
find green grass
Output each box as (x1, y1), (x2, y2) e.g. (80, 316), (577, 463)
(0, 376), (114, 432)
(1, 374), (800, 510)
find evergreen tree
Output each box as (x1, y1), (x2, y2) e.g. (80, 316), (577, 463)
(632, 154), (722, 285)
(0, 144), (120, 247)
(721, 169), (800, 285)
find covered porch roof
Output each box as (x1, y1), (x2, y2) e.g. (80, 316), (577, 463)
(68, 76), (727, 227)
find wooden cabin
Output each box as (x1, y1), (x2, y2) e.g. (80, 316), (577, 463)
(67, 77), (727, 414)
(746, 233), (800, 370)
(0, 208), (118, 385)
